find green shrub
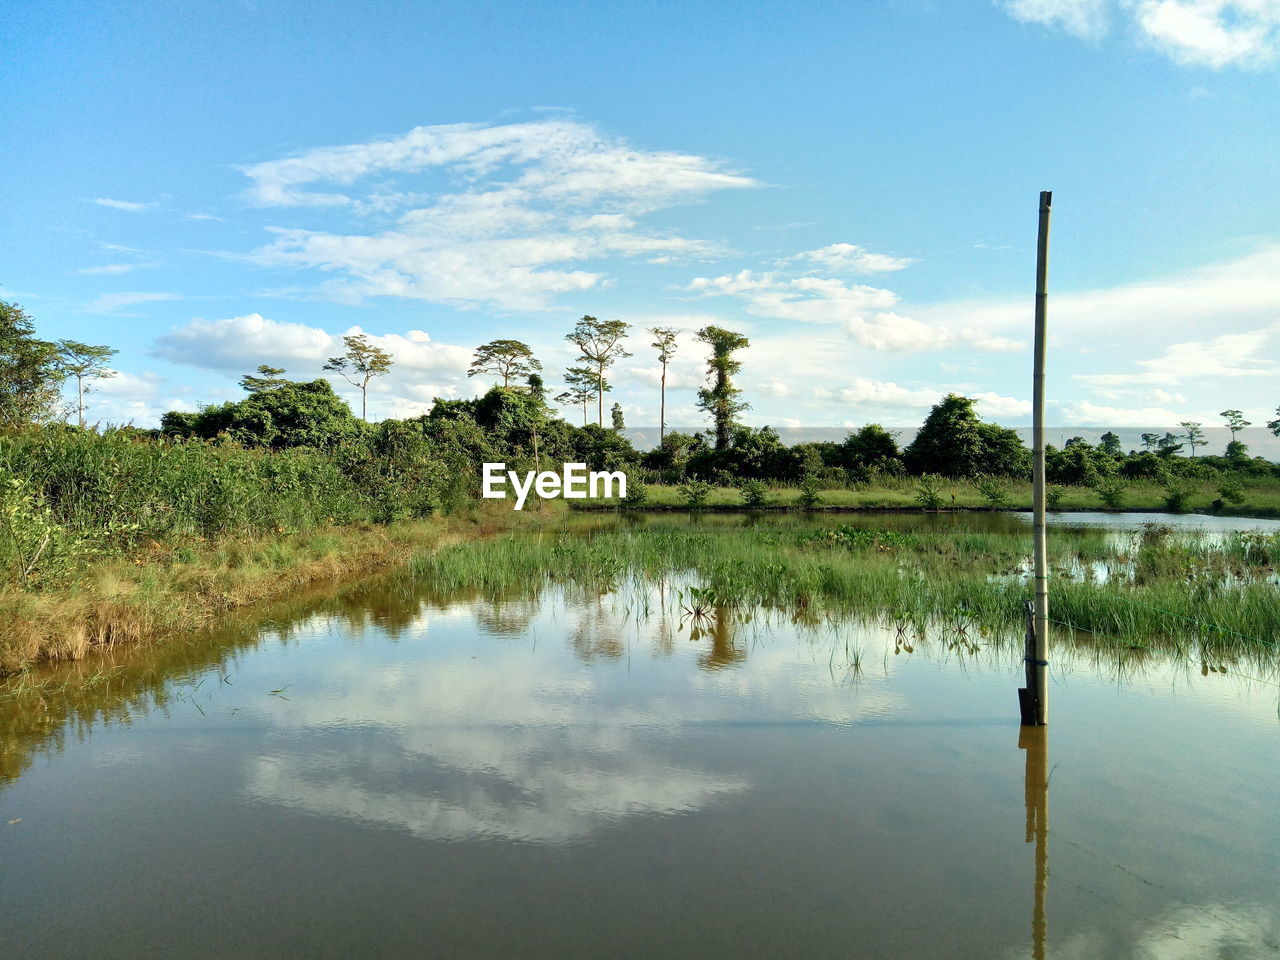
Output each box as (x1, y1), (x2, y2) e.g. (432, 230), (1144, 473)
(739, 479), (769, 508)
(1045, 487), (1065, 511)
(913, 475), (944, 510)
(1162, 480), (1195, 513)
(1217, 476), (1245, 505)
(1093, 476), (1128, 510)
(621, 479), (649, 507)
(679, 479), (713, 508)
(796, 475), (823, 509)
(975, 477), (1010, 509)
(0, 475), (92, 585)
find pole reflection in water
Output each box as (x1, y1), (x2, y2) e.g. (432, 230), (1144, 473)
(1020, 725), (1049, 960)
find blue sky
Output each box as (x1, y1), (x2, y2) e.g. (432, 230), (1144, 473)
(3, 0), (1279, 449)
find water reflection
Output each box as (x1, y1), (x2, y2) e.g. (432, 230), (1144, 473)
(1020, 725), (1049, 960)
(3, 516), (1280, 959)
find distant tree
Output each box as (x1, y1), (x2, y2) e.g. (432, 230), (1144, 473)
(0, 301), (66, 427)
(611, 403), (625, 431)
(1156, 432), (1184, 457)
(904, 394), (985, 476)
(554, 366), (598, 426)
(1140, 432), (1160, 452)
(161, 379), (361, 448)
(648, 326), (679, 444)
(1268, 405), (1280, 437)
(1219, 409), (1251, 443)
(324, 334), (393, 421)
(468, 339), (541, 388)
(565, 316), (631, 426)
(239, 365), (290, 393)
(1179, 420), (1206, 457)
(56, 339), (118, 428)
(695, 325), (750, 452)
(841, 424), (901, 469)
(1225, 439), (1249, 461)
(1099, 431), (1122, 456)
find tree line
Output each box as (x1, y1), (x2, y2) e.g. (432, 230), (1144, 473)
(3, 298), (1280, 495)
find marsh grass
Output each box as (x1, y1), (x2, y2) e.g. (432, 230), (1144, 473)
(411, 521), (1280, 656)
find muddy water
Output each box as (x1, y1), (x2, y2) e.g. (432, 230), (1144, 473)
(1, 515), (1278, 959)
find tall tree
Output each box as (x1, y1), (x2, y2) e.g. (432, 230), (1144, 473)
(1268, 405), (1280, 437)
(239, 365), (290, 392)
(0, 301), (66, 427)
(1140, 432), (1160, 452)
(611, 403), (625, 431)
(695, 325), (750, 452)
(565, 316), (631, 426)
(469, 339), (541, 388)
(555, 366), (597, 427)
(324, 334), (393, 421)
(648, 326), (679, 444)
(56, 340), (118, 428)
(1099, 431), (1122, 456)
(1179, 420), (1206, 457)
(1219, 409), (1250, 443)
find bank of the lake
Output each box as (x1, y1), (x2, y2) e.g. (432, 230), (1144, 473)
(0, 516), (480, 675)
(572, 477), (1280, 518)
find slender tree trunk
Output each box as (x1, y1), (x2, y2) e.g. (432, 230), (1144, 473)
(361, 379), (368, 421)
(581, 400), (588, 426)
(659, 361), (666, 444)
(597, 368), (604, 427)
(77, 375), (84, 429)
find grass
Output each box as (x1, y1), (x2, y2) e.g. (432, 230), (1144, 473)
(572, 476), (1280, 518)
(411, 517), (1280, 656)
(0, 517), (474, 674)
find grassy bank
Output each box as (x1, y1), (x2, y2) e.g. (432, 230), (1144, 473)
(0, 518), (478, 674)
(574, 476), (1280, 517)
(412, 520), (1280, 655)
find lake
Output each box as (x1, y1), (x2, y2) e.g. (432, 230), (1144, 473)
(2, 512), (1278, 958)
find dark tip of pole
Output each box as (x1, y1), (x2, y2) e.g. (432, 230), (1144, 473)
(1040, 191), (1052, 207)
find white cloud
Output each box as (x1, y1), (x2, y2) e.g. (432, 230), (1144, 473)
(1131, 0), (1280, 67)
(1000, 0), (1110, 38)
(792, 242), (916, 275)
(86, 291), (181, 313)
(151, 313), (474, 419)
(1074, 322), (1279, 386)
(997, 0), (1280, 67)
(77, 262), (155, 275)
(91, 197), (154, 211)
(237, 120), (756, 311)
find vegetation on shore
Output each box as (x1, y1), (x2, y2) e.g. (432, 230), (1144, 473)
(412, 519), (1280, 654)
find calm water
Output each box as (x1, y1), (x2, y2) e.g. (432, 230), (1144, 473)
(2, 514), (1278, 959)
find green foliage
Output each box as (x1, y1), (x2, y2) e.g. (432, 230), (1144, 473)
(161, 380), (362, 449)
(738, 478), (769, 508)
(611, 402), (625, 431)
(904, 394), (1028, 477)
(239, 365), (290, 392)
(0, 301), (66, 427)
(841, 424), (901, 472)
(566, 316), (631, 426)
(796, 475), (823, 509)
(1162, 480), (1195, 513)
(974, 477), (1010, 509)
(1093, 475), (1128, 509)
(1217, 476), (1246, 505)
(0, 474), (92, 585)
(913, 475), (944, 510)
(620, 479), (649, 507)
(324, 333), (393, 421)
(695, 325), (750, 452)
(679, 479), (713, 508)
(1045, 487), (1065, 511)
(468, 339), (541, 387)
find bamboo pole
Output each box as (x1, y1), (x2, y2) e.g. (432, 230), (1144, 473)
(1019, 724), (1050, 959)
(1028, 190), (1051, 726)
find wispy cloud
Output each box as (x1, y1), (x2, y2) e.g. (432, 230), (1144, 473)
(90, 197), (155, 212)
(77, 262), (157, 275)
(236, 119), (757, 311)
(997, 0), (1280, 67)
(86, 291), (181, 313)
(1074, 322), (1280, 386)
